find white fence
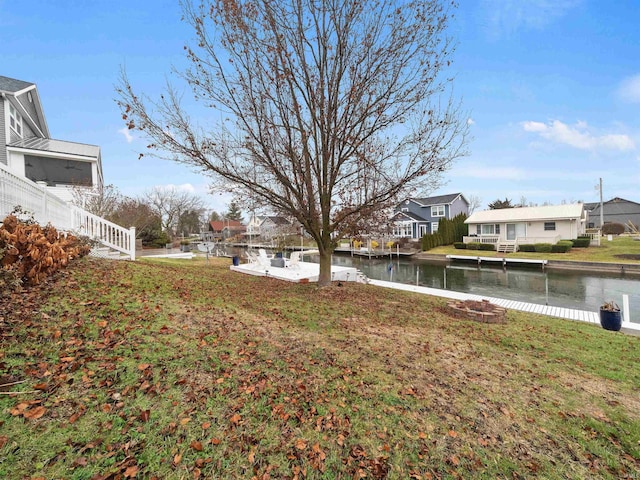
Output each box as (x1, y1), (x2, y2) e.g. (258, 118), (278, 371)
(1, 163), (135, 260)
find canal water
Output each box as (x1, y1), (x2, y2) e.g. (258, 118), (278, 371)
(324, 254), (640, 324)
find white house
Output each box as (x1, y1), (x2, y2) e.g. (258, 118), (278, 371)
(464, 203), (588, 252)
(1, 75), (103, 203)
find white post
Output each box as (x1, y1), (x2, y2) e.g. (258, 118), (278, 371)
(622, 294), (630, 324)
(129, 227), (136, 260)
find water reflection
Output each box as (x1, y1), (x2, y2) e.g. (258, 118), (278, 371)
(328, 255), (640, 324)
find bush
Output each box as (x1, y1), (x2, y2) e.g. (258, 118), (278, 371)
(518, 244), (536, 252)
(602, 222), (625, 235)
(1, 213), (91, 289)
(534, 243), (553, 253)
(478, 243), (495, 251)
(572, 237), (590, 248)
(466, 242), (481, 250)
(551, 243), (571, 253)
(453, 242), (466, 249)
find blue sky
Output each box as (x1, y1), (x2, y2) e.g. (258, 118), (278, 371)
(2, 0), (639, 214)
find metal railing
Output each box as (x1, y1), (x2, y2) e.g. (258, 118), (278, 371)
(1, 163), (135, 260)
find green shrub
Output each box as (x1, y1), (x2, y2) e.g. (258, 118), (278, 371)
(602, 222), (625, 235)
(518, 244), (536, 252)
(534, 243), (553, 253)
(466, 242), (481, 250)
(572, 237), (590, 248)
(478, 243), (495, 251)
(453, 242), (466, 249)
(551, 243), (571, 253)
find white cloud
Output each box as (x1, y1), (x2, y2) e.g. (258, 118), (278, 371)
(522, 120), (635, 152)
(467, 117), (475, 126)
(118, 127), (134, 143)
(482, 0), (582, 38)
(617, 74), (640, 104)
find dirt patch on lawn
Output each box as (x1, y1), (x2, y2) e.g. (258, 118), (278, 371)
(614, 254), (640, 260)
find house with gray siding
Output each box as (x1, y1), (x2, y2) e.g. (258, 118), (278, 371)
(1, 74), (103, 202)
(391, 193), (469, 239)
(585, 197), (640, 231)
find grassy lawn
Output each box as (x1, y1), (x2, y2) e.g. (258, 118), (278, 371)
(1, 257), (639, 479)
(428, 235), (640, 264)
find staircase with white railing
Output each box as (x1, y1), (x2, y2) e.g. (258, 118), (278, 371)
(1, 163), (136, 260)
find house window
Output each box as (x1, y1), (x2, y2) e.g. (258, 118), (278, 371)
(401, 207), (409, 212)
(9, 104), (23, 137)
(432, 222), (438, 233)
(544, 222), (556, 231)
(480, 224), (500, 235)
(393, 222), (413, 238)
(431, 205), (445, 217)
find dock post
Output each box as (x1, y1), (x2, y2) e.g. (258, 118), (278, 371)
(622, 294), (630, 324)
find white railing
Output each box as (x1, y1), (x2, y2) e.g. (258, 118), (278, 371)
(1, 163), (135, 260)
(463, 235), (499, 244)
(584, 231), (601, 246)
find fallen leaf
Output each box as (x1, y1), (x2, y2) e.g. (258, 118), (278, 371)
(124, 465), (139, 478)
(180, 417), (191, 425)
(23, 406), (47, 420)
(139, 409), (151, 422)
(173, 453), (182, 465)
(138, 363), (152, 371)
(190, 440), (203, 451)
(295, 438), (307, 450)
(230, 413), (241, 425)
(447, 430), (458, 438)
(210, 438), (221, 445)
(201, 422), (211, 429)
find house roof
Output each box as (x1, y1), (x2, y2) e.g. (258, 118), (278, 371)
(583, 202), (599, 211)
(392, 211), (426, 222)
(0, 75), (34, 94)
(465, 203), (585, 224)
(411, 193), (466, 207)
(8, 137), (100, 160)
(209, 220), (243, 231)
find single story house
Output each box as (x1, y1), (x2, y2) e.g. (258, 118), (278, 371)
(584, 197), (640, 231)
(391, 193), (469, 239)
(464, 203), (587, 252)
(1, 74), (103, 203)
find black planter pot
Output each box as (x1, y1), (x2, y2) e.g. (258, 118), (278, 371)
(599, 308), (622, 331)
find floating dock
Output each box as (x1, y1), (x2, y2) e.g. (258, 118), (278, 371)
(230, 261), (361, 283)
(446, 255), (548, 270)
(367, 279), (640, 333)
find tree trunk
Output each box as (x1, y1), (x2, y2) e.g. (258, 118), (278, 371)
(317, 248), (333, 287)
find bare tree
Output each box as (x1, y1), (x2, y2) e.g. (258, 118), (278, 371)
(71, 184), (123, 220)
(467, 194), (482, 215)
(118, 0), (468, 286)
(144, 186), (206, 239)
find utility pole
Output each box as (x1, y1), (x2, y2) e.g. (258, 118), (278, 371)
(599, 177), (604, 229)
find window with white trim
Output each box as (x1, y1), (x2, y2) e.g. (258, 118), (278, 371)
(393, 221), (413, 238)
(431, 205), (445, 217)
(9, 104), (23, 137)
(480, 224), (501, 235)
(544, 222), (556, 231)
(432, 222), (439, 233)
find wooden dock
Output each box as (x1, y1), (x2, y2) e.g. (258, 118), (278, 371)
(446, 255), (548, 270)
(367, 279), (640, 332)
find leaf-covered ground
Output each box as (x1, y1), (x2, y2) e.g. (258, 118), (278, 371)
(1, 257), (639, 479)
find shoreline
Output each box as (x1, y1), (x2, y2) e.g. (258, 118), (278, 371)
(414, 253), (640, 276)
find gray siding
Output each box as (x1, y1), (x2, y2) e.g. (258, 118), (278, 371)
(449, 196), (469, 217)
(16, 91), (43, 135)
(590, 200), (640, 229)
(0, 101), (6, 165)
